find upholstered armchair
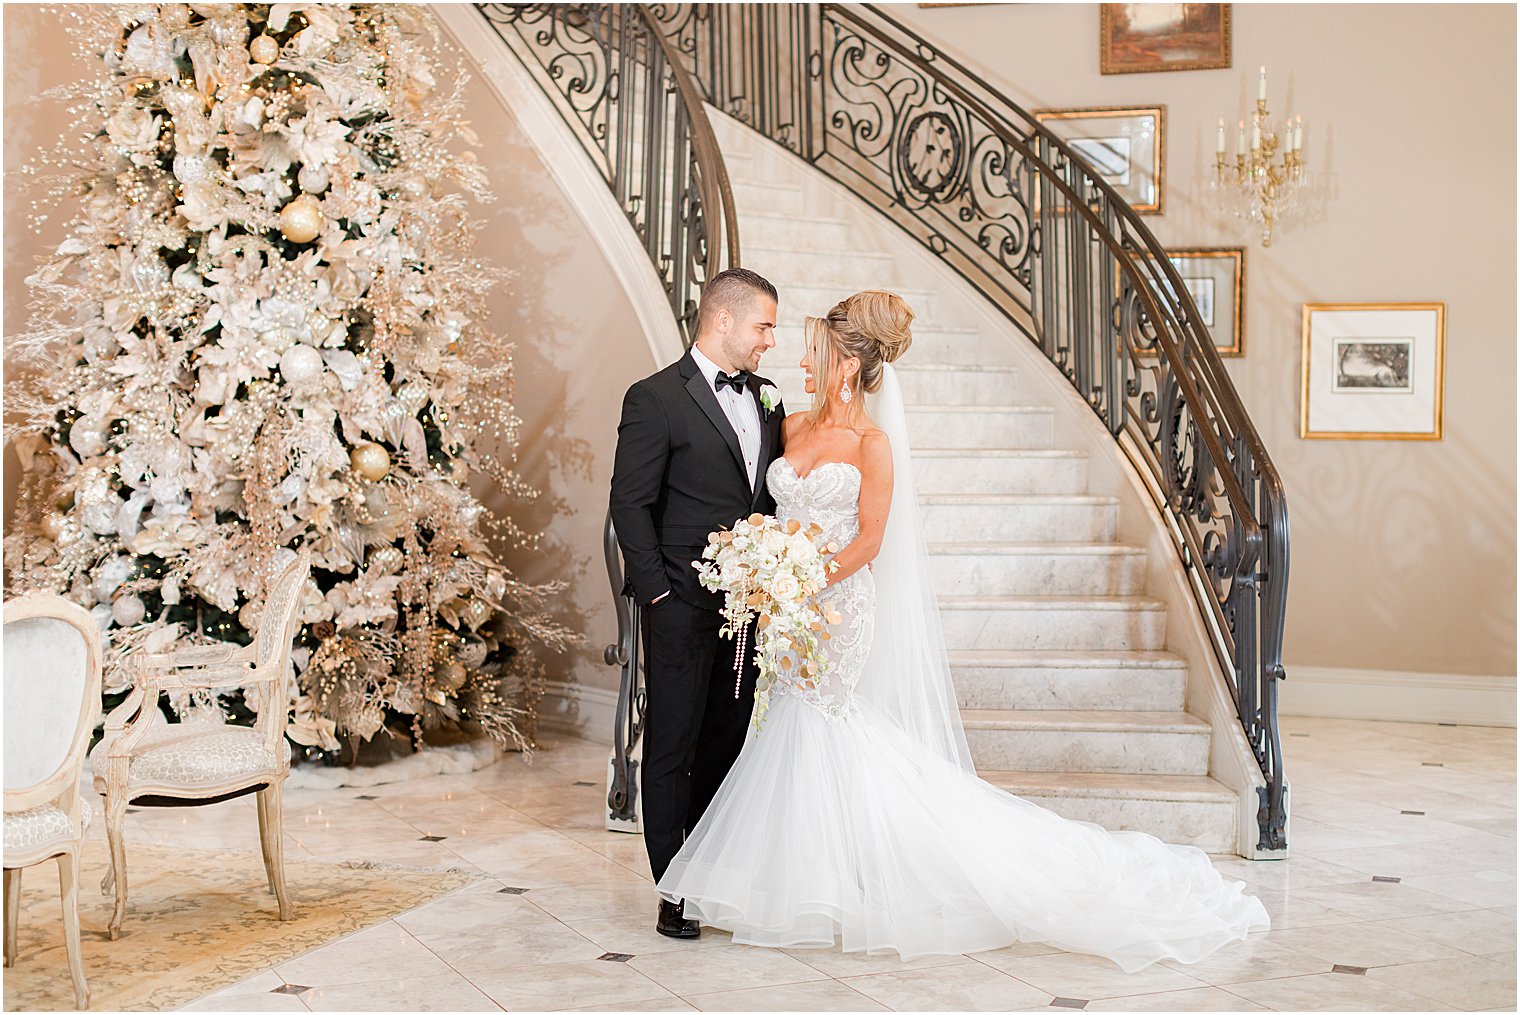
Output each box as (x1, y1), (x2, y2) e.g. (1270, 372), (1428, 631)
(4, 594), (104, 1010)
(91, 550), (310, 939)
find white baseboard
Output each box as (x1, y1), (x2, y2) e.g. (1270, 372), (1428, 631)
(537, 680), (618, 742)
(1280, 665), (1517, 727)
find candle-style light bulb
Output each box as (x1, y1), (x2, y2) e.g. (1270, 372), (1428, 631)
(1236, 120), (1246, 156)
(1258, 64), (1268, 101)
(1217, 117), (1226, 153)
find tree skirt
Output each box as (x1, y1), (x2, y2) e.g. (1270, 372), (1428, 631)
(287, 736), (508, 790)
(3, 839), (476, 1011)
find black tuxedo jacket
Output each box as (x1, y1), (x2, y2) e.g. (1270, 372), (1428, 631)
(610, 350), (786, 609)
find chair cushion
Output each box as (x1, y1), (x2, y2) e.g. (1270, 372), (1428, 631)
(4, 802), (88, 854)
(92, 724), (291, 789)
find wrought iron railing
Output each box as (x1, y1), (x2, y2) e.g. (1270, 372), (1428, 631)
(477, 3), (743, 825)
(476, 4), (740, 343)
(483, 3), (1290, 851)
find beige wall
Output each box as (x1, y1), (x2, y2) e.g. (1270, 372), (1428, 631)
(3, 7), (653, 716)
(896, 2), (1517, 679)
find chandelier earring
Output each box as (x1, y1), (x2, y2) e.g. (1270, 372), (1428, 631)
(839, 377), (853, 404)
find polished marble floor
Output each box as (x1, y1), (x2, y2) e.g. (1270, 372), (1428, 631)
(115, 714), (1516, 1012)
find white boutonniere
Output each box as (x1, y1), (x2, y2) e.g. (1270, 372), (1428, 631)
(758, 383), (780, 417)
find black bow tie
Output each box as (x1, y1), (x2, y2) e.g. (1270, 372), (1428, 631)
(714, 369), (751, 394)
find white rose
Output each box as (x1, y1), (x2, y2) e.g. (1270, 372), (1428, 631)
(106, 104), (160, 150)
(769, 573), (802, 603)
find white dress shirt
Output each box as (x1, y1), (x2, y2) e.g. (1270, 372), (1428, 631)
(690, 344), (762, 491)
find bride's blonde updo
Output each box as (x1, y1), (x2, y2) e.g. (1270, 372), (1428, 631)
(803, 290), (914, 421)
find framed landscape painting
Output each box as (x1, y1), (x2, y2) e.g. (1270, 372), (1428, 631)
(1034, 106), (1165, 214)
(1300, 302), (1446, 440)
(1101, 4), (1232, 75)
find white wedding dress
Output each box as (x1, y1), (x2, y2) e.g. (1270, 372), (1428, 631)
(656, 367), (1269, 972)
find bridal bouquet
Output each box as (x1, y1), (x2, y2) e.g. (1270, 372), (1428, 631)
(694, 513), (841, 729)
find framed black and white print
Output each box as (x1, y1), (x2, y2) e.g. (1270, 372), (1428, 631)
(1034, 105), (1165, 214)
(1129, 247), (1244, 357)
(1168, 247), (1243, 356)
(1301, 303), (1445, 440)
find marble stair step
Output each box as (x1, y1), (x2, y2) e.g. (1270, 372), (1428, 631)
(740, 210), (856, 249)
(937, 594), (1168, 651)
(744, 244), (898, 288)
(960, 709), (1211, 776)
(949, 649), (1187, 710)
(919, 494), (1117, 542)
(980, 770), (1237, 852)
(908, 406), (1057, 450)
(894, 364), (1023, 405)
(732, 179), (810, 216)
(913, 450), (1090, 496)
(930, 540), (1145, 595)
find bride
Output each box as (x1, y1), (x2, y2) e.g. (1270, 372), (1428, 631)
(655, 290), (1270, 971)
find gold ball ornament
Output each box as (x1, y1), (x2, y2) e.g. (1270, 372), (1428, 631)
(249, 34), (280, 64)
(349, 442), (391, 482)
(279, 196), (324, 243)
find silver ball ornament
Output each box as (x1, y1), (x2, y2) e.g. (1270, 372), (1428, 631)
(112, 594), (147, 628)
(349, 442), (391, 482)
(279, 344), (325, 386)
(297, 163), (330, 194)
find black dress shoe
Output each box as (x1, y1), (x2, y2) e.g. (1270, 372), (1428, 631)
(656, 899), (700, 939)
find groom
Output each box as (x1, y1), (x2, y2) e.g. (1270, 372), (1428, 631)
(609, 267), (785, 939)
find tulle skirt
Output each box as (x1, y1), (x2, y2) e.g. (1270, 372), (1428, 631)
(657, 693), (1269, 972)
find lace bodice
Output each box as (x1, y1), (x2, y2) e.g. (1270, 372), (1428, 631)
(765, 458), (874, 723)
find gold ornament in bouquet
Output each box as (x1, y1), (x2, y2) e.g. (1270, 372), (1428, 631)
(694, 513), (842, 730)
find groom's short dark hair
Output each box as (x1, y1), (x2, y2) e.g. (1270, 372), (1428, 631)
(696, 268), (778, 335)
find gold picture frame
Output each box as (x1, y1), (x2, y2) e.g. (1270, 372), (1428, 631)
(1129, 247), (1245, 357)
(1034, 105), (1165, 215)
(1300, 302), (1446, 440)
(1101, 4), (1232, 75)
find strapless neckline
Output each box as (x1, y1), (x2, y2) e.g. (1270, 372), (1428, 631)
(776, 458), (862, 484)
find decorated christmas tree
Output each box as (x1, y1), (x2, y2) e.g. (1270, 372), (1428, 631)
(5, 3), (572, 756)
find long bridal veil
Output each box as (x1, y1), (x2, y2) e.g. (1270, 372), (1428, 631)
(860, 363), (975, 771)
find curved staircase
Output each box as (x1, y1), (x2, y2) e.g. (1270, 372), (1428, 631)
(454, 2), (1290, 858)
(720, 128), (1239, 852)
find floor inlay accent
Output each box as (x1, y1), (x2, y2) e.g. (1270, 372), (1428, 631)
(272, 984), (311, 995)
(1050, 998), (1089, 1009)
(1371, 876), (1401, 883)
(598, 952), (635, 962)
(1331, 965), (1367, 975)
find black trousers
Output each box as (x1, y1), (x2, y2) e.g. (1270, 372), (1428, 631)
(640, 593), (759, 884)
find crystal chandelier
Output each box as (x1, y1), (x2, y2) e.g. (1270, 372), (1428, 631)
(1212, 66), (1306, 247)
